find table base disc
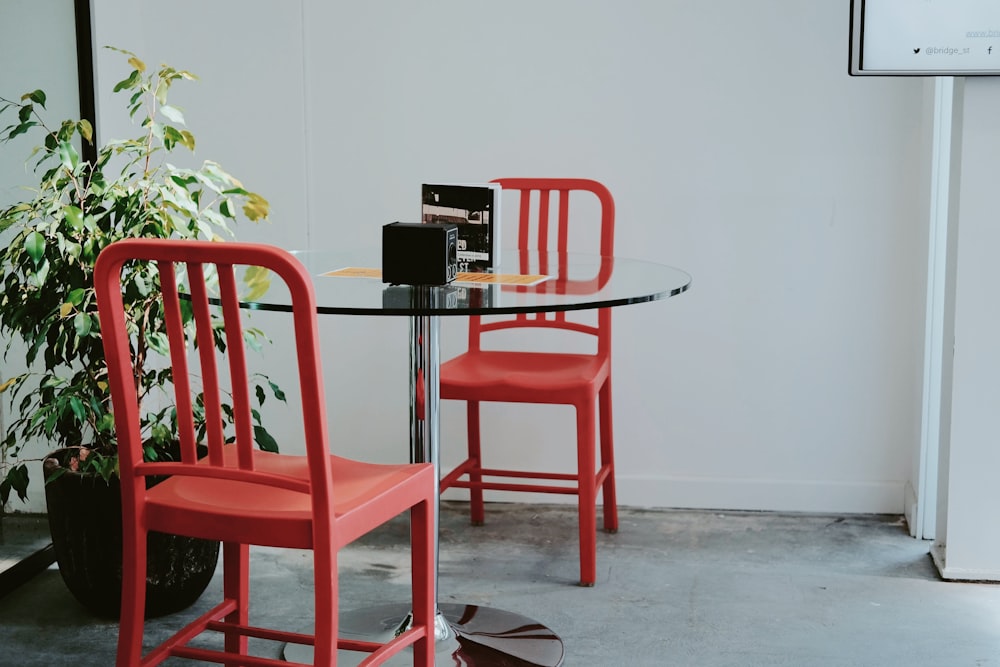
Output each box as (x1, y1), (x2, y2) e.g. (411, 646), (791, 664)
(281, 601), (564, 666)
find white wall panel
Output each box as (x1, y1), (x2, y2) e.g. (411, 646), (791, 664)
(933, 77), (1000, 578)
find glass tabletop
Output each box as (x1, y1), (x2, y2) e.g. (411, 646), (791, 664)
(243, 248), (690, 316)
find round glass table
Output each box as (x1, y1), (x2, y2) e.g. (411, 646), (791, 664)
(256, 249), (692, 666)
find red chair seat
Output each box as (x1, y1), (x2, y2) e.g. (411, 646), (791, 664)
(146, 449), (434, 550)
(442, 351), (609, 402)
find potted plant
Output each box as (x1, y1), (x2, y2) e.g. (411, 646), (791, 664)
(0, 48), (284, 617)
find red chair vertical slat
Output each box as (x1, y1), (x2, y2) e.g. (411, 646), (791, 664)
(536, 189), (551, 252)
(186, 262), (227, 467)
(158, 261), (199, 464)
(517, 188), (532, 253)
(217, 263), (255, 470)
(556, 188), (570, 254)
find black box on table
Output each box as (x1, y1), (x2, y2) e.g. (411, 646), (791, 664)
(382, 222), (458, 285)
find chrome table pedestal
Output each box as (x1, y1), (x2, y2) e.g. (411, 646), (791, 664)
(283, 308), (564, 665)
(283, 602), (564, 665)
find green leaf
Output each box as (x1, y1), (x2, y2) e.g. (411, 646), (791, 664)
(160, 105), (185, 124)
(133, 272), (149, 295)
(66, 288), (86, 305)
(44, 467), (67, 485)
(73, 312), (92, 337)
(24, 230), (45, 264)
(68, 396), (86, 422)
(96, 413), (115, 433)
(169, 173), (197, 188)
(200, 161), (233, 185)
(154, 78), (169, 106)
(113, 69), (141, 92)
(6, 120), (36, 140)
(269, 380), (287, 402)
(93, 456), (117, 483)
(162, 126), (184, 150)
(34, 257), (49, 287)
(146, 331), (169, 355)
(65, 205), (84, 230)
(24, 89), (47, 107)
(40, 375), (64, 390)
(57, 140), (80, 171)
(253, 425), (279, 453)
(3, 464), (31, 503)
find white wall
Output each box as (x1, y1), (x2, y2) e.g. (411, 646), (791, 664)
(4, 0), (930, 515)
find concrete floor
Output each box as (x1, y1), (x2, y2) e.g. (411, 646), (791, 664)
(1, 502), (1000, 666)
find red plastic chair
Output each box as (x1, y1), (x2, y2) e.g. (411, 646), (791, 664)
(439, 178), (616, 586)
(95, 239), (436, 666)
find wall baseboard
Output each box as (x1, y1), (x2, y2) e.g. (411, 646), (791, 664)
(931, 543), (1000, 582)
(442, 474), (906, 515)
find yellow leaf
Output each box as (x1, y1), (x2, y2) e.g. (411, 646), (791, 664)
(59, 302), (74, 317)
(77, 119), (93, 143)
(243, 266), (272, 301)
(128, 56), (146, 72)
(0, 378), (16, 393)
(242, 193), (270, 222)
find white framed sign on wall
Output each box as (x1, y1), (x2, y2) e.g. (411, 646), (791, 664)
(850, 0), (1000, 76)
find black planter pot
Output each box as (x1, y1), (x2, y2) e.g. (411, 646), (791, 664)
(42, 448), (220, 619)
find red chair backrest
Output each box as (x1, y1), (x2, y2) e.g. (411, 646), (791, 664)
(497, 178), (614, 258)
(467, 178), (616, 356)
(94, 239), (335, 528)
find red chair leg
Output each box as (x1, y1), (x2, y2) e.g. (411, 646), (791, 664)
(312, 539), (338, 667)
(411, 498), (436, 667)
(117, 526), (148, 666)
(467, 401), (485, 525)
(598, 379), (618, 533)
(576, 403), (598, 587)
(222, 542), (250, 657)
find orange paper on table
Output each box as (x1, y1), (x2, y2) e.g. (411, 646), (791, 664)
(455, 272), (548, 286)
(323, 267), (382, 278)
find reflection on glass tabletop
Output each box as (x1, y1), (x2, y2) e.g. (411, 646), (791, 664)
(240, 248), (691, 316)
